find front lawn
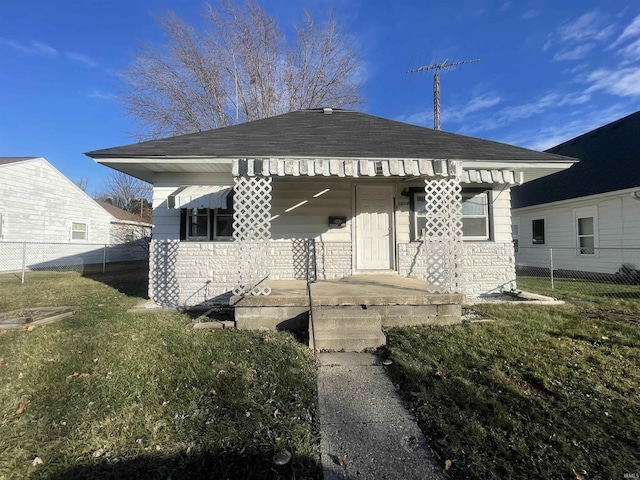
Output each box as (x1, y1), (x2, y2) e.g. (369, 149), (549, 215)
(0, 271), (321, 479)
(518, 275), (640, 314)
(385, 302), (640, 479)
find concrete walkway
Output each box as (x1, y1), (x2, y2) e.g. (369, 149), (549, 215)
(318, 353), (444, 479)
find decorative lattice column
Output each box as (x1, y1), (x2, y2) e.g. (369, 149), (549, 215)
(422, 176), (463, 293)
(232, 176), (272, 295)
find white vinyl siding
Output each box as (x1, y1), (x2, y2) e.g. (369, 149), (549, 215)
(514, 192), (640, 274)
(0, 158), (112, 243)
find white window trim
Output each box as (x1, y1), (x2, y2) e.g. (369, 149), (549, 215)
(574, 206), (598, 256)
(461, 192), (489, 241)
(70, 221), (89, 242)
(186, 208), (210, 241)
(412, 191), (490, 241)
(531, 217), (546, 245)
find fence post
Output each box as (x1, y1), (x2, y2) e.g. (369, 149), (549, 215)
(103, 245), (107, 273)
(21, 242), (27, 284)
(549, 247), (554, 290)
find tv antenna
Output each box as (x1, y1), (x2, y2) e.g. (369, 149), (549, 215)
(407, 58), (481, 131)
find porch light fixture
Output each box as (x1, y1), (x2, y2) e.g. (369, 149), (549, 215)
(328, 216), (346, 228)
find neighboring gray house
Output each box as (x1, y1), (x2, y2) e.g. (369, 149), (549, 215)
(0, 157), (151, 271)
(86, 108), (575, 307)
(511, 111), (640, 276)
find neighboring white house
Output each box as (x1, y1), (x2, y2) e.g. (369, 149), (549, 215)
(0, 157), (151, 271)
(511, 111), (640, 276)
(86, 108), (575, 306)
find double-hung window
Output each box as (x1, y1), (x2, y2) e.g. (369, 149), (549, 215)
(186, 209), (210, 240)
(213, 202), (234, 240)
(574, 206), (597, 255)
(412, 190), (490, 240)
(71, 222), (88, 241)
(461, 192), (489, 240)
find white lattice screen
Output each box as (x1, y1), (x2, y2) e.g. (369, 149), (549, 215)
(232, 176), (272, 295)
(422, 176), (463, 293)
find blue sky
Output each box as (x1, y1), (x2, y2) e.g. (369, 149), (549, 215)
(1, 1), (640, 195)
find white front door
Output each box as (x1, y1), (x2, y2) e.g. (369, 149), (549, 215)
(355, 185), (393, 271)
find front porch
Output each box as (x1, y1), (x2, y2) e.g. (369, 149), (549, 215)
(232, 274), (463, 350)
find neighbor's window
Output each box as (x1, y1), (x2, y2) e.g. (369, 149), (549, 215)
(187, 209), (210, 240)
(461, 192), (489, 240)
(577, 217), (595, 254)
(532, 218), (545, 245)
(71, 222), (87, 241)
(413, 191), (489, 240)
(575, 206), (597, 255)
(512, 217), (520, 253)
(0, 212), (3, 239)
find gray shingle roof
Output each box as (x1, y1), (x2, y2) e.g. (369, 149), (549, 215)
(512, 111), (640, 209)
(86, 109), (572, 163)
(0, 157), (38, 165)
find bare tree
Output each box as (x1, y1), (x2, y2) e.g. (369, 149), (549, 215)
(121, 0), (364, 139)
(98, 172), (152, 216)
(73, 177), (90, 192)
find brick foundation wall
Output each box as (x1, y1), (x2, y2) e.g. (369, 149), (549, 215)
(150, 240), (352, 307)
(150, 239), (513, 307)
(398, 241), (516, 298)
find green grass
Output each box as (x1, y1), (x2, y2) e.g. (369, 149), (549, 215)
(384, 301), (640, 479)
(0, 269), (321, 479)
(518, 275), (640, 314)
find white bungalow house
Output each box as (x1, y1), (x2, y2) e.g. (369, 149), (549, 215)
(86, 108), (575, 313)
(511, 111), (640, 278)
(0, 157), (151, 272)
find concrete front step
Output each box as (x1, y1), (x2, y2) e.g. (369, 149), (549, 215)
(311, 305), (386, 352)
(312, 306), (383, 331)
(313, 330), (387, 352)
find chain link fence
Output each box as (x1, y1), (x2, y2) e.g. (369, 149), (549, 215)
(0, 241), (149, 283)
(515, 246), (640, 304)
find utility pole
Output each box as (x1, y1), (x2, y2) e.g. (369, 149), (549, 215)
(407, 58), (481, 131)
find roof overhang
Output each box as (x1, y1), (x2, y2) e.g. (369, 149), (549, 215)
(89, 155), (576, 185)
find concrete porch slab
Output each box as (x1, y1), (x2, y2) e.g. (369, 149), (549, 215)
(230, 274), (463, 307)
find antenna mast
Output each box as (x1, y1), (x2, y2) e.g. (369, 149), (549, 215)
(407, 58), (481, 131)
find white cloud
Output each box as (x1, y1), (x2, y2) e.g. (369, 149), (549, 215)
(544, 10), (616, 54)
(399, 91), (501, 128)
(460, 90), (592, 135)
(522, 9), (538, 20)
(502, 104), (631, 151)
(611, 13), (640, 47)
(87, 91), (116, 101)
(553, 43), (595, 61)
(0, 38), (57, 56)
(585, 67), (640, 96)
(444, 92), (502, 123)
(556, 11), (614, 43)
(618, 38), (640, 62)
(66, 52), (97, 68)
